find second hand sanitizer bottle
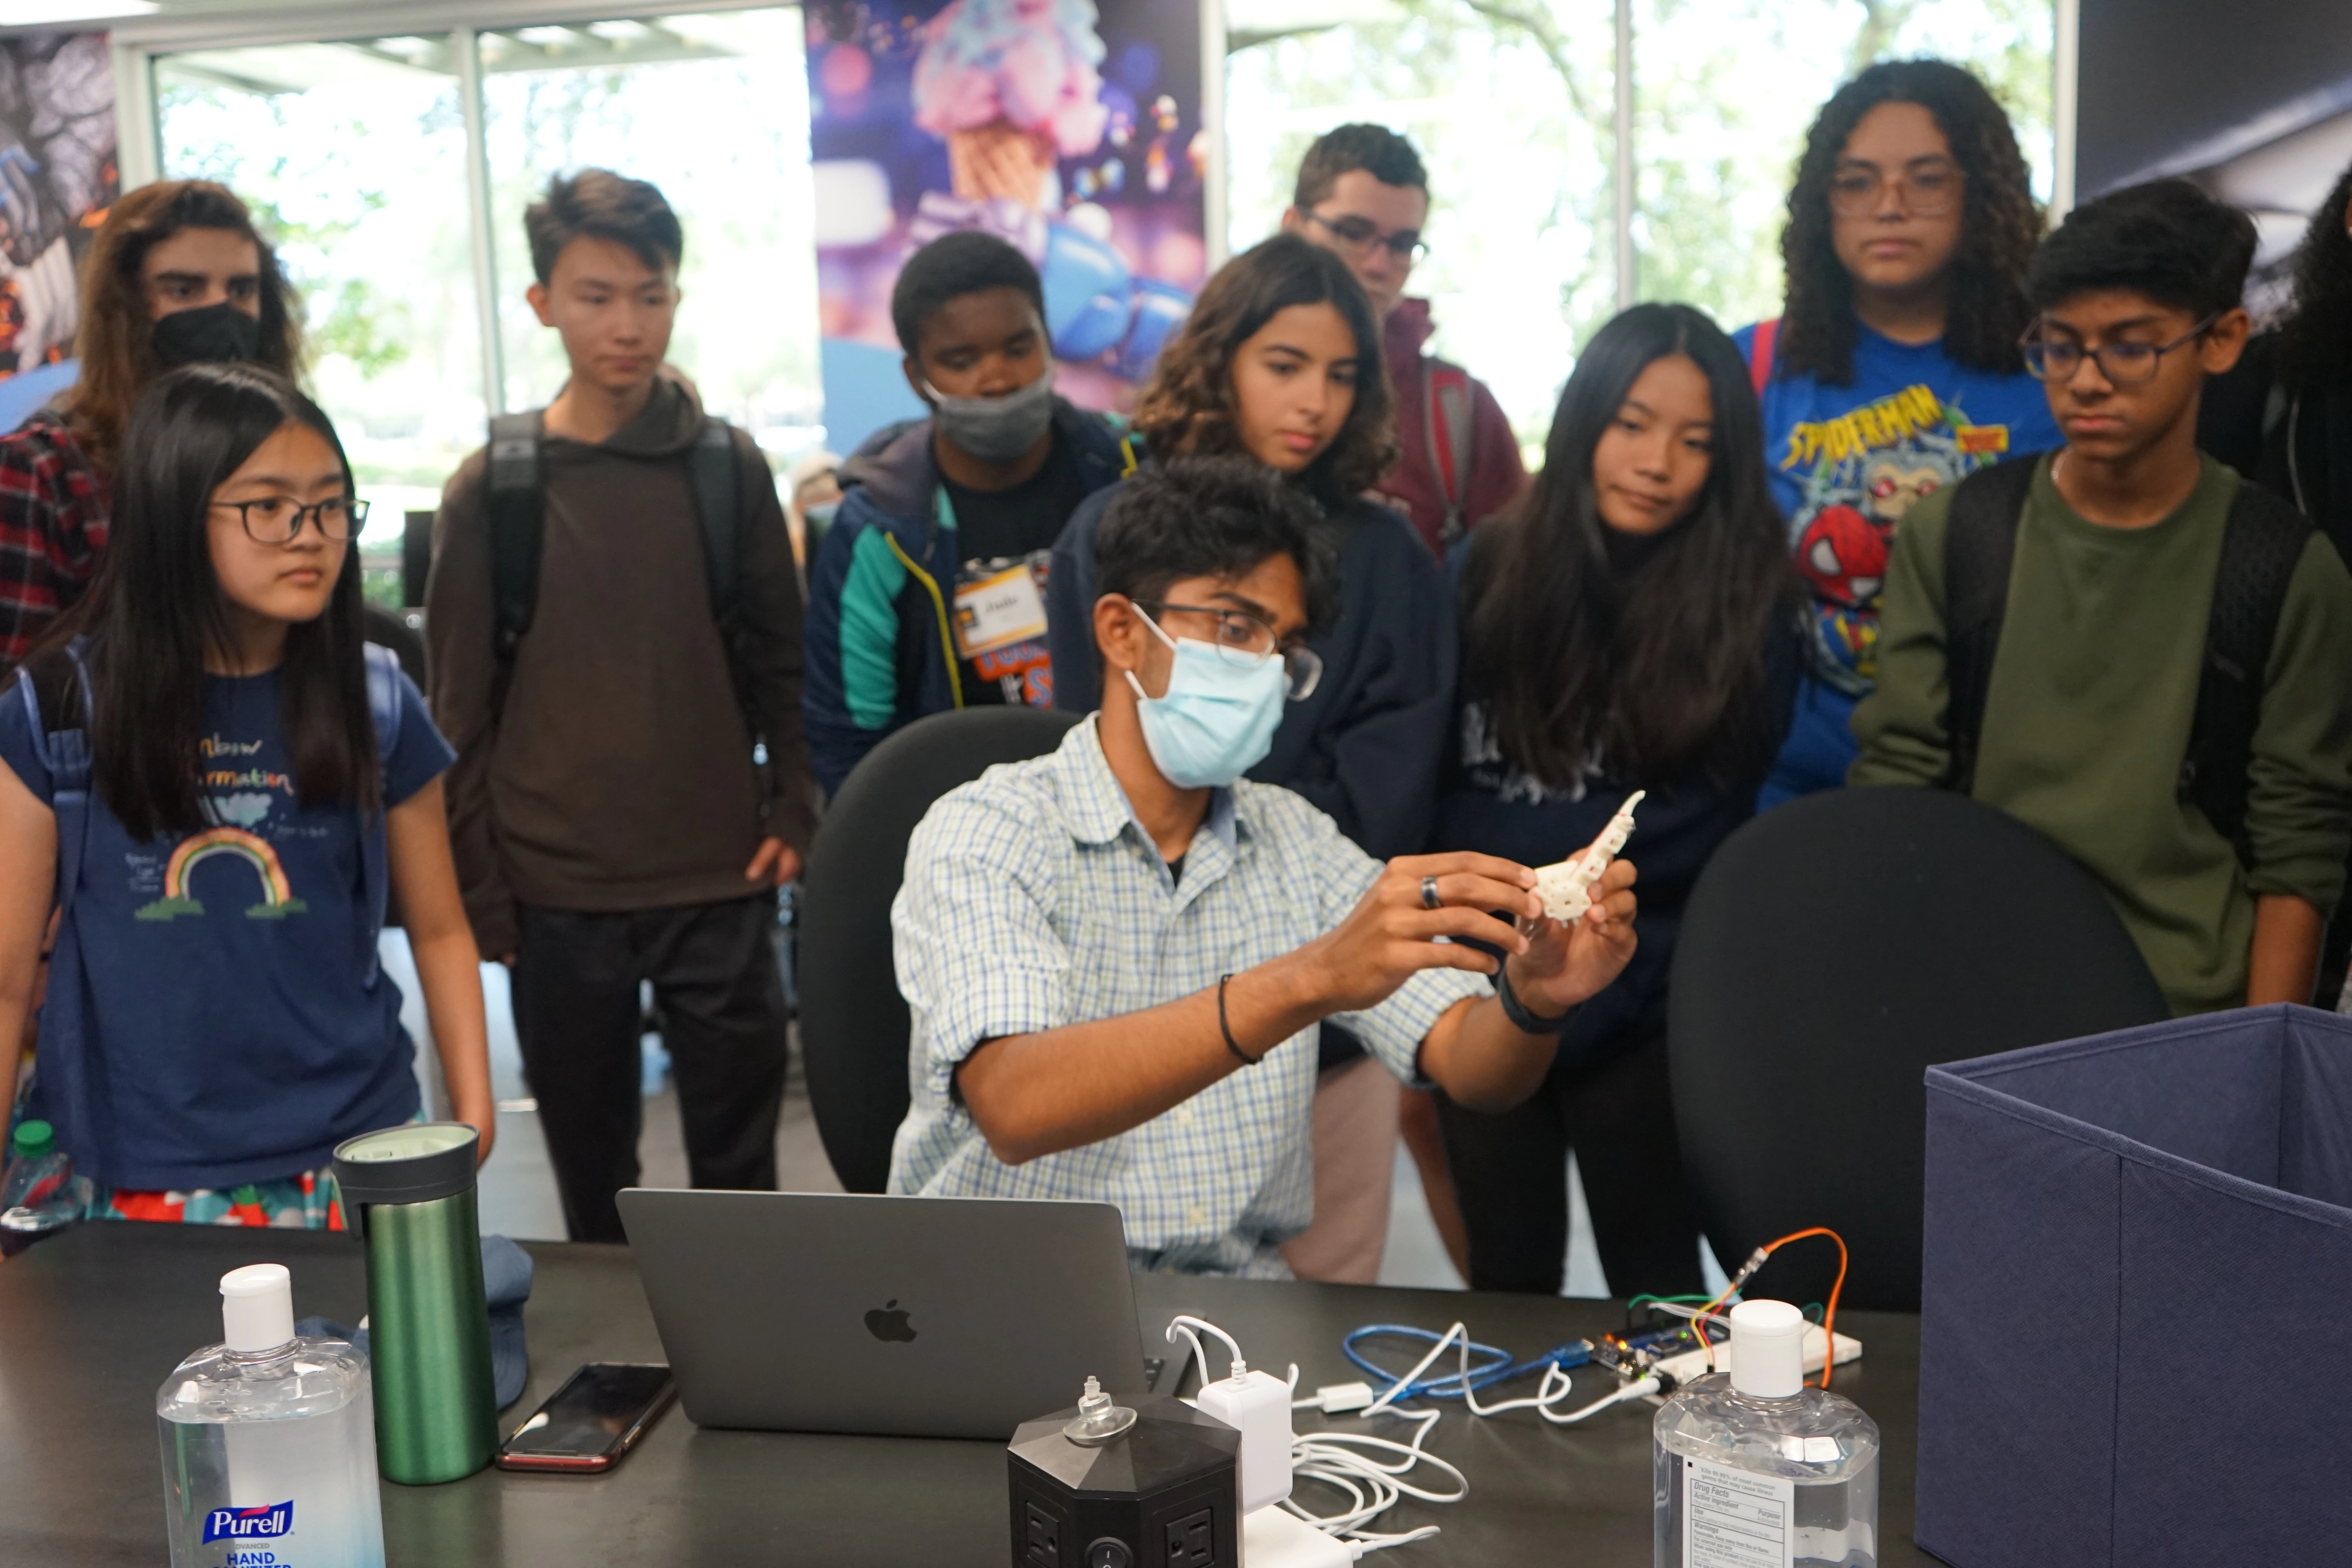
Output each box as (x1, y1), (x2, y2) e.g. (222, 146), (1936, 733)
(1652, 1298), (1880, 1568)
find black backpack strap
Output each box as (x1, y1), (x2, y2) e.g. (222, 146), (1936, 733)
(2183, 478), (2311, 864)
(1940, 455), (2042, 794)
(688, 416), (741, 625)
(486, 410), (544, 719)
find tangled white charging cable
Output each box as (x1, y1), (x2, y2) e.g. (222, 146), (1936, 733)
(1167, 1314), (1465, 1555)
(1279, 1362), (1461, 1552)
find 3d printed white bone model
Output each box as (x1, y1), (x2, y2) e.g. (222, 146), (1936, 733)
(1533, 791), (1646, 924)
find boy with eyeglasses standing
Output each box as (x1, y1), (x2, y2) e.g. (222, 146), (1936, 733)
(1281, 123), (1525, 558)
(1741, 62), (2060, 806)
(1855, 180), (2352, 1014)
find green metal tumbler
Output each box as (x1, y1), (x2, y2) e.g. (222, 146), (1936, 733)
(332, 1123), (497, 1485)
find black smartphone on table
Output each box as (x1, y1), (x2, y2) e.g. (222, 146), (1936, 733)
(496, 1362), (676, 1473)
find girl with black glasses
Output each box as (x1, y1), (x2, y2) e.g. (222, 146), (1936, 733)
(0, 364), (491, 1228)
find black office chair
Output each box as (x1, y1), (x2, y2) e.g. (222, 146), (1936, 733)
(798, 706), (1081, 1192)
(1667, 787), (2168, 1312)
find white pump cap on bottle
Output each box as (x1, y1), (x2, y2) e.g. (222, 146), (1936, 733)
(219, 1263), (297, 1353)
(1727, 1298), (1806, 1398)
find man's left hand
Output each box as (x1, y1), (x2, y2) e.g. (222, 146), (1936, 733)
(745, 837), (802, 888)
(1504, 857), (1638, 1019)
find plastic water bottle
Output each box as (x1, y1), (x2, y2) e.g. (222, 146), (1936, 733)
(156, 1264), (387, 1568)
(1653, 1299), (1881, 1568)
(0, 1118), (88, 1257)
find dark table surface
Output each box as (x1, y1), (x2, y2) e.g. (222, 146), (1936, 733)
(1, 1223), (1929, 1566)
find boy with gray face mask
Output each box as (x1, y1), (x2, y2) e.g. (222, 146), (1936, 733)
(802, 232), (1139, 795)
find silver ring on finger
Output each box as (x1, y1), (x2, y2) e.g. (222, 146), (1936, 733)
(1420, 873), (1441, 910)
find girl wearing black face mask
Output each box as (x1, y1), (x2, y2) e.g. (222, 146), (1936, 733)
(0, 180), (303, 670)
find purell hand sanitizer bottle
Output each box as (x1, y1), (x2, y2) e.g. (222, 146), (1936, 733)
(1653, 1299), (1881, 1568)
(156, 1264), (386, 1568)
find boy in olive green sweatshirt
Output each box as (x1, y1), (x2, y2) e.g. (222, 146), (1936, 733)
(1853, 180), (2352, 1014)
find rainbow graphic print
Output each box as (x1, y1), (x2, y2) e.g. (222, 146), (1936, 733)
(135, 827), (307, 921)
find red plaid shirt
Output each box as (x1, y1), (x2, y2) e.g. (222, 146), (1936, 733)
(0, 411), (107, 670)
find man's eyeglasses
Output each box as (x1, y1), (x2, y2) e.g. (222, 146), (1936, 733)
(1136, 600), (1323, 701)
(1828, 160), (1963, 218)
(1301, 210), (1428, 265)
(211, 495), (369, 544)
(2018, 312), (2221, 387)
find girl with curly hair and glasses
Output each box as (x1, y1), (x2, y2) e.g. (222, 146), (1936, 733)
(1044, 232), (1456, 1285)
(1741, 59), (2060, 806)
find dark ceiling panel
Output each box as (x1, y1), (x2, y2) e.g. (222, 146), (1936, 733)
(2080, 0), (2352, 194)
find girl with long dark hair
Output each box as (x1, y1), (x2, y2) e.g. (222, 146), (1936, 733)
(1436, 303), (1801, 1296)
(2201, 155), (2352, 564)
(0, 364), (491, 1227)
(1044, 233), (1455, 1283)
(2198, 153), (2352, 1003)
(0, 180), (307, 668)
(1746, 59), (2058, 805)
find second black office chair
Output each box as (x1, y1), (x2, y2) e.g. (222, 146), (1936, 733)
(1668, 786), (2169, 1312)
(797, 706), (1080, 1193)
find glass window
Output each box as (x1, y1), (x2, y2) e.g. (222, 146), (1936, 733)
(1225, 7), (1614, 452)
(477, 9), (822, 466)
(156, 36), (485, 599)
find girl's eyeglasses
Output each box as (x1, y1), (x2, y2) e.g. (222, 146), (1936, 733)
(211, 495), (369, 544)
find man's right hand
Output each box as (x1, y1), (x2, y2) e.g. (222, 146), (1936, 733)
(1285, 852), (1545, 1016)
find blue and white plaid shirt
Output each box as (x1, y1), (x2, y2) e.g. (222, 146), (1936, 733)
(886, 717), (1489, 1276)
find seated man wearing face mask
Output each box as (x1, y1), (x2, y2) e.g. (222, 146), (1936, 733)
(1, 180), (304, 670)
(887, 456), (1641, 1276)
(802, 232), (1140, 795)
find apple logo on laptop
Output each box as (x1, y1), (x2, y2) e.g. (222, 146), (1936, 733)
(864, 1299), (917, 1343)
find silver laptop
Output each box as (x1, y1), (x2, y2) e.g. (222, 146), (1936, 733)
(617, 1189), (1156, 1440)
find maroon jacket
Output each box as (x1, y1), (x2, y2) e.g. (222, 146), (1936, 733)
(1369, 298), (1526, 557)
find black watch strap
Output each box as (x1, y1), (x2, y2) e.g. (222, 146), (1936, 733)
(1494, 964), (1575, 1036)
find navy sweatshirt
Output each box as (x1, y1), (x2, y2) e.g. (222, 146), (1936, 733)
(1047, 479), (1455, 862)
(1431, 584), (1802, 1065)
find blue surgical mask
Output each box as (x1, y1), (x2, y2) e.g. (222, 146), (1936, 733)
(1123, 610), (1287, 789)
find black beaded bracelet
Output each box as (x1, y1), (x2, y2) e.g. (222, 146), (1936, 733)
(1217, 973), (1265, 1065)
(1495, 963), (1575, 1036)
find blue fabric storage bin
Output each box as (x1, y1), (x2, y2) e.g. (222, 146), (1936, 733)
(1916, 1003), (2352, 1568)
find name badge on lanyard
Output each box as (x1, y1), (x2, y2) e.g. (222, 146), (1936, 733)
(952, 561), (1049, 659)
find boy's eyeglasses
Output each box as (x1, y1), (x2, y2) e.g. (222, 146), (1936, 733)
(2018, 313), (2221, 386)
(1827, 160), (1963, 217)
(1135, 600), (1324, 701)
(211, 495), (369, 543)
(1301, 210), (1428, 264)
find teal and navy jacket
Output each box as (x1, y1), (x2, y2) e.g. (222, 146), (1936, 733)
(802, 398), (1138, 794)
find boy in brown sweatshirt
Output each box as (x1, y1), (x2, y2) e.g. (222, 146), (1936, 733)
(426, 169), (819, 1242)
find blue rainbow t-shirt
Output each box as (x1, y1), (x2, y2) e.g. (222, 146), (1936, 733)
(1736, 321), (2061, 805)
(0, 664), (454, 1190)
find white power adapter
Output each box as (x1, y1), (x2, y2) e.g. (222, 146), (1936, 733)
(1195, 1366), (1294, 1512)
(1242, 1503), (1354, 1567)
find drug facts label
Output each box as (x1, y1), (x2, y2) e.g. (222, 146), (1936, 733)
(1683, 1457), (1794, 1568)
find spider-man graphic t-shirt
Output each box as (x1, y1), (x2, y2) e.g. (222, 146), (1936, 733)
(0, 663), (453, 1191)
(1735, 320), (2060, 805)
